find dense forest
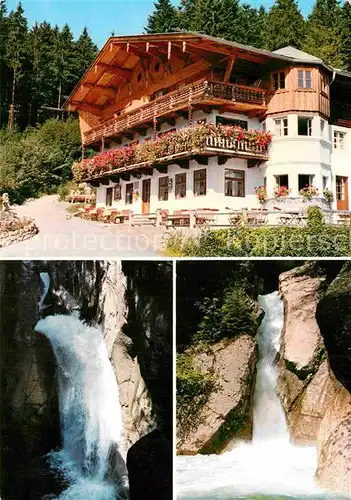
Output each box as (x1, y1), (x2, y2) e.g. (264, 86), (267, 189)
(0, 0), (350, 205)
(146, 0), (351, 71)
(0, 0), (98, 130)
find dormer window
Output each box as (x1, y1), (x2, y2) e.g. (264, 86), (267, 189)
(272, 72), (285, 90)
(298, 70), (312, 89)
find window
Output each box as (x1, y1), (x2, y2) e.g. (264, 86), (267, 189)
(321, 119), (325, 136)
(336, 177), (345, 201)
(334, 131), (346, 150)
(158, 176), (169, 201)
(272, 71), (285, 90)
(298, 70), (312, 89)
(225, 169), (245, 197)
(298, 117), (312, 136)
(175, 173), (186, 199)
(323, 176), (328, 190)
(113, 184), (121, 201)
(216, 116), (248, 130)
(298, 174), (314, 191)
(106, 187), (113, 207)
(194, 169), (207, 196)
(275, 175), (289, 188)
(274, 117), (288, 136)
(125, 183), (133, 204)
(321, 74), (328, 93)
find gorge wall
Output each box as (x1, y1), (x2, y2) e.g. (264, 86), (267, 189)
(276, 261), (351, 492)
(0, 261), (172, 499)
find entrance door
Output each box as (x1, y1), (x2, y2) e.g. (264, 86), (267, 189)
(142, 179), (151, 214)
(336, 176), (349, 210)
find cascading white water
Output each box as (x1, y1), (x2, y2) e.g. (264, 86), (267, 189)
(177, 291), (344, 500)
(35, 313), (128, 500)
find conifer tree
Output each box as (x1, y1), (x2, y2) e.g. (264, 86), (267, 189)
(303, 0), (347, 69)
(231, 4), (266, 47)
(341, 1), (351, 70)
(5, 2), (28, 129)
(145, 0), (179, 33)
(73, 27), (98, 82)
(262, 0), (305, 51)
(0, 0), (10, 126)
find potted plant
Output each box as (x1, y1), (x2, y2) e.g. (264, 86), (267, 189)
(254, 185), (267, 204)
(323, 188), (333, 207)
(299, 185), (319, 202)
(274, 185), (290, 200)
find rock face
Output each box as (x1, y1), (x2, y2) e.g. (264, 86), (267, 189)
(127, 429), (172, 500)
(178, 334), (257, 454)
(277, 265), (332, 443)
(315, 377), (351, 492)
(0, 262), (60, 499)
(315, 262), (351, 492)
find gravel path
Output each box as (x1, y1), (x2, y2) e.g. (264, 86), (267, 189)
(0, 196), (165, 258)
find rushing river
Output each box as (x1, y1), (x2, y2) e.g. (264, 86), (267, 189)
(176, 292), (347, 500)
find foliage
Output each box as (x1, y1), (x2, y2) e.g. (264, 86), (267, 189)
(299, 185), (319, 201)
(323, 187), (333, 206)
(263, 0), (305, 50)
(255, 185), (267, 204)
(194, 288), (258, 344)
(0, 118), (82, 204)
(0, 1), (97, 129)
(303, 0), (348, 69)
(145, 0), (180, 33)
(177, 353), (218, 444)
(72, 124), (272, 181)
(164, 208), (351, 257)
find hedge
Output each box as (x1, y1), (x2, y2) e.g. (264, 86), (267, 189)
(164, 207), (351, 257)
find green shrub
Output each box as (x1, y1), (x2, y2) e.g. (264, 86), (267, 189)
(0, 118), (82, 204)
(164, 223), (351, 257)
(177, 353), (218, 445)
(194, 289), (258, 344)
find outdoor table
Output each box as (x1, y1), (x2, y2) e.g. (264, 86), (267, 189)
(167, 214), (190, 227)
(337, 213), (350, 225)
(278, 211), (307, 225)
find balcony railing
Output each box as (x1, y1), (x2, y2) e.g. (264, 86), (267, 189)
(75, 128), (270, 183)
(83, 80), (267, 146)
(205, 136), (268, 157)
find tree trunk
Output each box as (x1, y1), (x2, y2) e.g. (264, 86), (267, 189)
(8, 72), (16, 131)
(57, 80), (62, 119)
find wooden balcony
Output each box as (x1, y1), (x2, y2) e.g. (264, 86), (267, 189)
(83, 80), (267, 146)
(82, 134), (269, 185)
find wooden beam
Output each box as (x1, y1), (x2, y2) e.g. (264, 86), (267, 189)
(155, 165), (168, 174)
(81, 83), (117, 98)
(96, 63), (132, 80)
(218, 156), (229, 165)
(71, 101), (103, 116)
(120, 173), (131, 181)
(194, 155), (208, 165)
(89, 180), (100, 187)
(174, 159), (189, 169)
(224, 56), (236, 83)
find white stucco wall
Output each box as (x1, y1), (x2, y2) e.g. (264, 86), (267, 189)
(94, 110), (351, 213)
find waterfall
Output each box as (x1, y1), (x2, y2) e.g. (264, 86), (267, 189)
(35, 313), (129, 500)
(177, 291), (331, 499)
(38, 272), (50, 312)
(253, 292), (289, 442)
